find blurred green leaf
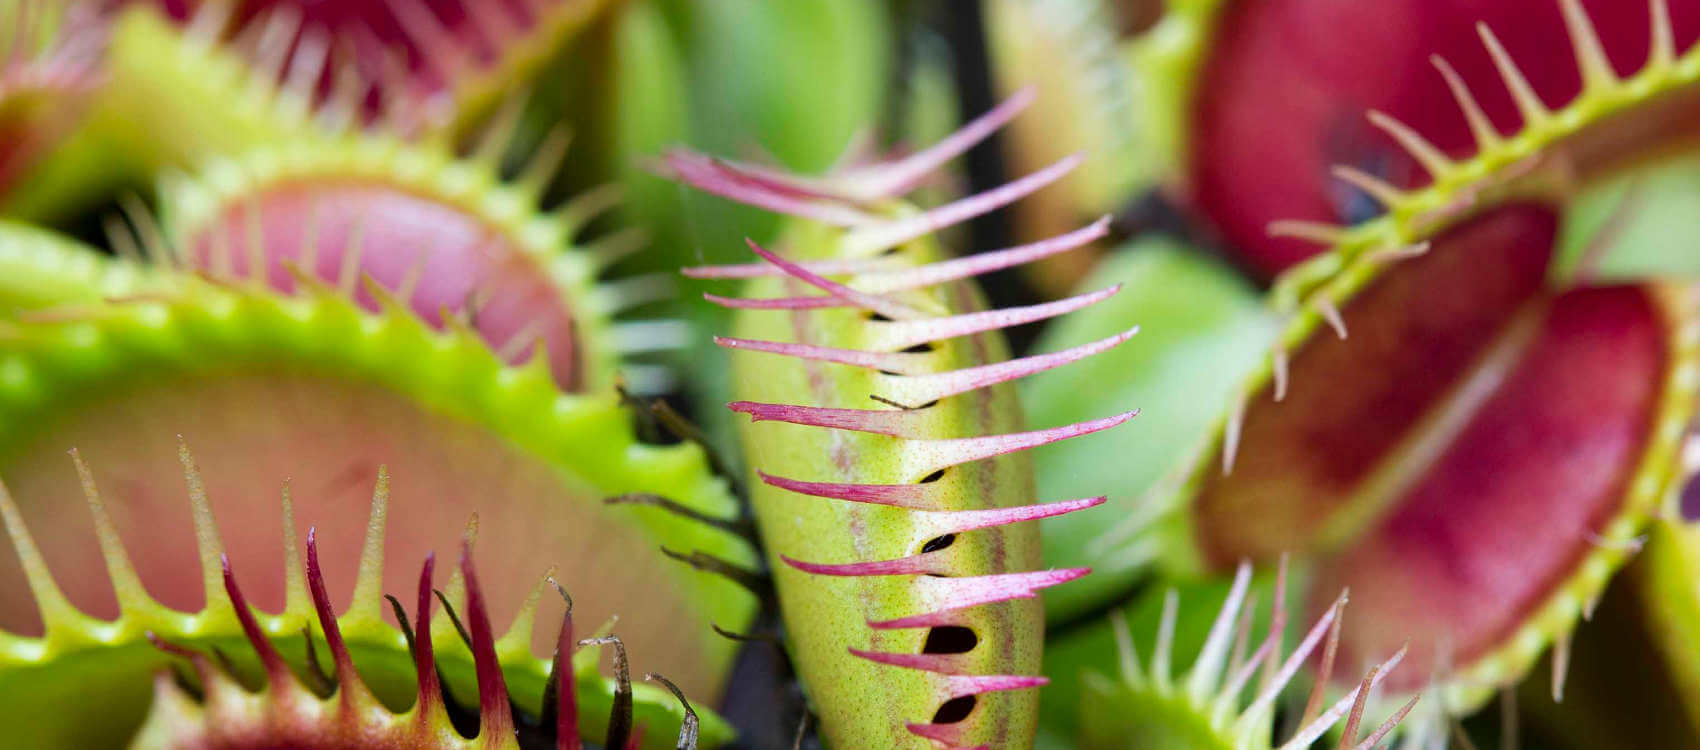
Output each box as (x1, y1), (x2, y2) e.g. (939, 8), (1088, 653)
(1555, 152), (1700, 284)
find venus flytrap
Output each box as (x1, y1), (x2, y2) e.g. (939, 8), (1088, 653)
(1014, 0), (1700, 724)
(662, 93), (1134, 749)
(1177, 0), (1700, 712)
(155, 116), (634, 394)
(1078, 563), (1419, 750)
(0, 276), (758, 742)
(8, 0), (617, 220)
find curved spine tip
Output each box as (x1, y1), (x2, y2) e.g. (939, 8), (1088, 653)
(219, 554), (288, 683)
(413, 552), (443, 717)
(459, 540), (515, 740)
(304, 528), (361, 690)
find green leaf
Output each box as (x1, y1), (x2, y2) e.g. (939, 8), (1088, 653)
(1555, 152), (1700, 284)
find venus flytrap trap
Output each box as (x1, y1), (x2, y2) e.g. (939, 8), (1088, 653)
(1188, 210), (1696, 715)
(153, 113), (632, 394)
(188, 0), (618, 140)
(660, 93), (1133, 748)
(120, 0), (616, 141)
(0, 450), (727, 749)
(0, 24), (758, 741)
(8, 0), (617, 221)
(7, 77), (678, 394)
(1077, 563), (1420, 750)
(1156, 188), (1700, 731)
(1184, 0), (1700, 712)
(0, 275), (758, 738)
(1015, 0), (1700, 724)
